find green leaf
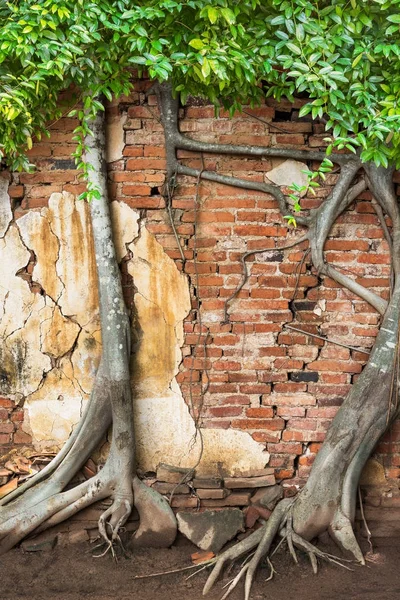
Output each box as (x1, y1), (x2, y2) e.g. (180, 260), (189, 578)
(136, 25), (148, 37)
(201, 57), (210, 78)
(221, 8), (235, 25)
(286, 43), (302, 55)
(352, 54), (363, 68)
(129, 56), (147, 64)
(207, 7), (218, 24)
(387, 14), (400, 23)
(299, 104), (312, 117)
(189, 39), (204, 50)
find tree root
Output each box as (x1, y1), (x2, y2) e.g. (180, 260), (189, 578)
(329, 509), (365, 565)
(202, 497), (362, 600)
(0, 469), (176, 557)
(0, 475), (106, 554)
(96, 494), (133, 559)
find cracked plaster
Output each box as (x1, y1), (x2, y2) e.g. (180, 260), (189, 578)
(266, 159), (309, 196)
(0, 175), (12, 238)
(3, 193), (267, 474)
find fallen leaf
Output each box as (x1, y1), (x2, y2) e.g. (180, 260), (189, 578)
(191, 550), (215, 564)
(0, 468), (12, 478)
(5, 456), (31, 474)
(0, 477), (18, 499)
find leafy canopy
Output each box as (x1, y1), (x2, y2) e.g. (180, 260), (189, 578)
(1, 0), (400, 191)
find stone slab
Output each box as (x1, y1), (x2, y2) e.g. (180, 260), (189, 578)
(224, 475), (275, 489)
(193, 477), (223, 489)
(196, 488), (228, 500)
(250, 485), (283, 510)
(177, 508), (244, 552)
(156, 463), (194, 484)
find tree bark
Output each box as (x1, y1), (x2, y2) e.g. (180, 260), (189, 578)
(0, 99), (176, 553)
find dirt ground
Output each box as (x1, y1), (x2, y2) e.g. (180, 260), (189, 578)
(1, 536), (400, 600)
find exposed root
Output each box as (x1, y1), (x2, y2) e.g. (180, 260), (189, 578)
(0, 476), (105, 554)
(265, 557), (277, 582)
(329, 509), (365, 565)
(132, 559), (218, 580)
(286, 508), (298, 565)
(291, 533), (353, 571)
(200, 496), (363, 600)
(221, 563), (250, 600)
(203, 499), (293, 599)
(358, 487), (373, 554)
(203, 527), (265, 595)
(308, 551), (318, 574)
(96, 494), (133, 558)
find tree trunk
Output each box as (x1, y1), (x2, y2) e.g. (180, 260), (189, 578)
(0, 100), (176, 553)
(292, 286), (400, 555)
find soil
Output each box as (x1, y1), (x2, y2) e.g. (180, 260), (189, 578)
(1, 536), (400, 600)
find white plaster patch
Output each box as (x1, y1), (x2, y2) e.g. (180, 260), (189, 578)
(128, 224), (190, 396)
(134, 394), (268, 476)
(110, 200), (139, 262)
(18, 210), (63, 302)
(0, 176), (12, 238)
(5, 193), (269, 475)
(106, 112), (127, 163)
(266, 159), (308, 196)
(48, 192), (99, 322)
(23, 363), (84, 447)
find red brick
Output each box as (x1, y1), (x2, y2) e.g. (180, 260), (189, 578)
(0, 423), (14, 433)
(275, 134), (305, 145)
(245, 407), (274, 418)
(234, 225), (287, 237)
(231, 418), (285, 430)
(8, 185), (24, 198)
(213, 361), (242, 371)
(220, 395), (250, 405)
(13, 430), (32, 444)
(307, 360), (362, 373)
(0, 398), (13, 408)
(122, 184), (151, 196)
(27, 144), (52, 157)
(268, 442), (302, 454)
(252, 431), (281, 443)
(208, 406), (243, 417)
(126, 158), (166, 170)
(122, 196), (165, 209)
(282, 430), (325, 442)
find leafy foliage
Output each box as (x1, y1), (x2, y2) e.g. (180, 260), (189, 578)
(1, 0), (400, 190)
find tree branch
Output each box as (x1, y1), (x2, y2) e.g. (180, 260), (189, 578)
(364, 163), (400, 280)
(157, 82), (389, 315)
(176, 163), (309, 226)
(223, 234), (309, 323)
(176, 133), (355, 166)
(157, 82), (357, 167)
(307, 166), (388, 315)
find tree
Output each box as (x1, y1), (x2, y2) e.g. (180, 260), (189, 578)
(1, 0), (400, 596)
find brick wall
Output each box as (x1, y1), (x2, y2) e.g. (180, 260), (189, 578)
(2, 78), (399, 508)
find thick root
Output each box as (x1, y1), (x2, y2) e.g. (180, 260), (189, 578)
(131, 476), (177, 548)
(329, 509), (365, 564)
(94, 493), (133, 559)
(0, 476), (106, 554)
(203, 496), (363, 600)
(203, 499), (293, 599)
(203, 527), (265, 595)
